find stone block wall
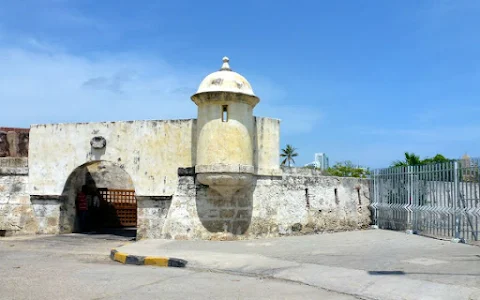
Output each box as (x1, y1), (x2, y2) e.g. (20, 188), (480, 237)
(0, 158), (36, 236)
(31, 196), (62, 234)
(137, 196), (172, 240)
(1, 158), (371, 239)
(149, 167), (371, 240)
(251, 167), (371, 237)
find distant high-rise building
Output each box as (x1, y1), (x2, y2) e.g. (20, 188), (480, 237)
(305, 153), (329, 170)
(460, 153), (478, 182)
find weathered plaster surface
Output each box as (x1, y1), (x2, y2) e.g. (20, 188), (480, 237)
(196, 100), (254, 168)
(83, 161), (135, 189)
(250, 169), (371, 237)
(195, 64), (256, 96)
(137, 196), (172, 239)
(0, 158), (36, 235)
(28, 115), (279, 199)
(140, 168), (371, 240)
(28, 119), (196, 197)
(254, 117), (281, 176)
(31, 197), (62, 234)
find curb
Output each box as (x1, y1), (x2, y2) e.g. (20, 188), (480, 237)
(110, 249), (188, 267)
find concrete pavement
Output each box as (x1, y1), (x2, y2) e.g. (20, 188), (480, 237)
(0, 233), (359, 300)
(113, 230), (480, 300)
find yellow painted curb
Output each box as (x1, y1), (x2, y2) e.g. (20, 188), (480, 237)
(144, 256), (169, 267)
(109, 249), (187, 267)
(113, 251), (128, 264)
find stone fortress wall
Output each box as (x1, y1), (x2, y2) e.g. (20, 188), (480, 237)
(0, 150), (371, 238)
(138, 167), (371, 240)
(0, 128), (34, 236)
(0, 57), (372, 239)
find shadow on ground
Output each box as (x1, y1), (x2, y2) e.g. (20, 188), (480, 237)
(60, 227), (136, 241)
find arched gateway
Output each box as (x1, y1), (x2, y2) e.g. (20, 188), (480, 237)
(59, 161), (136, 234)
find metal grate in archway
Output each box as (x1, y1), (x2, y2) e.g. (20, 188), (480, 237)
(98, 188), (137, 227)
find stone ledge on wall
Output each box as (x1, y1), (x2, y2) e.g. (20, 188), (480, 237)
(0, 157), (28, 168)
(255, 167), (283, 177)
(137, 196), (173, 201)
(0, 167), (28, 176)
(281, 166), (327, 177)
(0, 157), (28, 176)
(177, 167), (195, 177)
(30, 195), (65, 201)
(195, 164), (254, 174)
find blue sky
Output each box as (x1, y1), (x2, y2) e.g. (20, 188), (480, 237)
(1, 0), (479, 168)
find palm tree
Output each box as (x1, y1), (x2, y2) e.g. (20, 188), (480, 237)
(391, 152), (422, 167)
(280, 144), (298, 167)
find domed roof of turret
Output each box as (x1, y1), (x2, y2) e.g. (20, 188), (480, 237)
(194, 57), (256, 97)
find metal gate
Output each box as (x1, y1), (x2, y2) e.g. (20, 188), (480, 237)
(371, 160), (480, 241)
(98, 188), (137, 227)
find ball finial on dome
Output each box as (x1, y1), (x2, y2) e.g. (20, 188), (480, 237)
(192, 56), (258, 99)
(220, 56), (231, 71)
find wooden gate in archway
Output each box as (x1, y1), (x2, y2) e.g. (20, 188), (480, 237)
(98, 188), (137, 227)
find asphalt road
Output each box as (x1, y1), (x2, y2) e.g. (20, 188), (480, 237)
(0, 234), (358, 300)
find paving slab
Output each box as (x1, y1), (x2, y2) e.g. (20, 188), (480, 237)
(113, 230), (480, 300)
(0, 235), (359, 300)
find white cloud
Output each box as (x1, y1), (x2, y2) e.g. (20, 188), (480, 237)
(0, 41), (322, 136)
(0, 1), (323, 135)
(0, 46), (200, 126)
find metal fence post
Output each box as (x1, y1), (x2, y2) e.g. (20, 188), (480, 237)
(373, 169), (378, 226)
(454, 161), (461, 239)
(407, 166), (412, 230)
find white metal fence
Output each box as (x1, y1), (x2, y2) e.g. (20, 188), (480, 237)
(371, 159), (480, 241)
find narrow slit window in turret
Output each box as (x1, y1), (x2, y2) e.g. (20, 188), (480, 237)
(222, 105), (228, 122)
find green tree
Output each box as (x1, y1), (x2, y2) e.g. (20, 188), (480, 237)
(325, 161), (370, 178)
(421, 154), (451, 165)
(280, 144), (298, 167)
(391, 152), (452, 167)
(391, 152), (422, 167)
(390, 153), (454, 181)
